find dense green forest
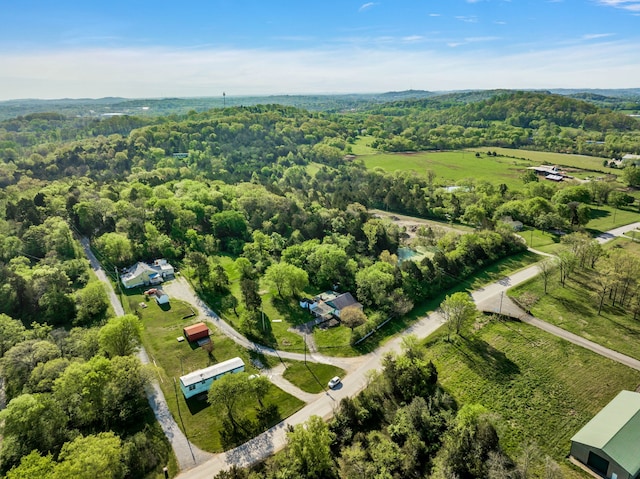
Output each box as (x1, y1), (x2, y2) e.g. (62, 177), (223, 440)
(1, 90), (640, 478)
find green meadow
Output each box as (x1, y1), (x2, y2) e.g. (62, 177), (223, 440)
(358, 150), (535, 189)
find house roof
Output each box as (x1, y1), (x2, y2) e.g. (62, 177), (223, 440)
(179, 357), (244, 387)
(122, 262), (156, 281)
(310, 301), (334, 318)
(183, 322), (209, 336)
(571, 390), (640, 476)
(328, 292), (362, 311)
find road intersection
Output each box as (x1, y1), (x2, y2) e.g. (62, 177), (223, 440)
(81, 220), (640, 478)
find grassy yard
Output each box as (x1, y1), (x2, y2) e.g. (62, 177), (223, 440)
(422, 320), (640, 476)
(136, 294), (304, 452)
(585, 205), (640, 233)
(282, 360), (345, 394)
(510, 265), (640, 361)
(358, 150), (532, 190)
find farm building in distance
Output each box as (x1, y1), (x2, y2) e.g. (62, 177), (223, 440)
(179, 357), (245, 399)
(183, 322), (210, 342)
(570, 390), (640, 479)
(120, 259), (174, 289)
(527, 165), (573, 182)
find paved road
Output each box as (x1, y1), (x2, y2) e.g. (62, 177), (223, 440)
(163, 277), (364, 371)
(177, 220), (640, 478)
(176, 311), (445, 479)
(595, 221), (640, 244)
(477, 295), (640, 371)
(79, 239), (212, 470)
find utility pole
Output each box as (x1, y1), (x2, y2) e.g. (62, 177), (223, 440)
(499, 291), (504, 315)
(304, 333), (307, 365)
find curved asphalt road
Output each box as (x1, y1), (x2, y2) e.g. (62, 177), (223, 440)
(83, 220), (640, 478)
(176, 220), (640, 478)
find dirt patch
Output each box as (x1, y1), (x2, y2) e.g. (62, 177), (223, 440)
(370, 209), (467, 240)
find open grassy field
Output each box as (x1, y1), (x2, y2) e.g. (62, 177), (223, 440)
(422, 320), (640, 476)
(358, 150), (532, 189)
(282, 360), (345, 394)
(509, 261), (640, 361)
(585, 205), (640, 233)
(467, 147), (613, 173)
(136, 294), (304, 452)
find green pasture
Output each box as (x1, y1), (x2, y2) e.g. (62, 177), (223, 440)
(351, 135), (377, 155)
(359, 150), (534, 189)
(423, 320), (640, 476)
(510, 264), (640, 361)
(468, 147), (613, 173)
(282, 360), (345, 394)
(136, 295), (303, 452)
(585, 205), (640, 233)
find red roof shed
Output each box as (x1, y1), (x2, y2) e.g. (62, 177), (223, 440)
(183, 322), (209, 342)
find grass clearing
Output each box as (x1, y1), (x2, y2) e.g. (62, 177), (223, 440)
(510, 265), (640, 361)
(136, 292), (304, 452)
(422, 320), (640, 476)
(351, 135), (378, 155)
(282, 361), (345, 394)
(359, 150), (532, 190)
(585, 205), (640, 233)
(468, 147), (612, 172)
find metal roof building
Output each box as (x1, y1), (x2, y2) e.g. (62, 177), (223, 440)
(570, 390), (640, 479)
(178, 357), (245, 399)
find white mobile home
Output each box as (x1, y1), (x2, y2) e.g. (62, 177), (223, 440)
(179, 357), (245, 399)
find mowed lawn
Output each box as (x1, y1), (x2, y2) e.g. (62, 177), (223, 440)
(423, 321), (640, 476)
(137, 295), (304, 452)
(510, 258), (640, 361)
(359, 150), (532, 189)
(282, 360), (345, 394)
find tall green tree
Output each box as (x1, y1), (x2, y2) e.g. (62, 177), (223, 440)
(98, 314), (142, 357)
(263, 262), (309, 299)
(0, 314), (25, 357)
(440, 292), (476, 340)
(74, 282), (109, 325)
(285, 415), (335, 479)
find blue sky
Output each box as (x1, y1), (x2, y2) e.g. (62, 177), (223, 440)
(1, 0), (639, 99)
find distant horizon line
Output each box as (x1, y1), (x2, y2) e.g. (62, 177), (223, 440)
(2, 87), (640, 103)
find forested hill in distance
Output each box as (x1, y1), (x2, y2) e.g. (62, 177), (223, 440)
(1, 88), (639, 120)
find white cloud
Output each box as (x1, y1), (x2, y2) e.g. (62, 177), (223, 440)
(455, 16), (478, 23)
(402, 35), (424, 43)
(429, 13), (441, 17)
(582, 33), (615, 39)
(1, 41), (639, 100)
(595, 0), (640, 11)
(358, 2), (377, 12)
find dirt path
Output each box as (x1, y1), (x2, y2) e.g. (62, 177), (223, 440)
(177, 219), (640, 478)
(80, 239), (212, 470)
(370, 209), (470, 240)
